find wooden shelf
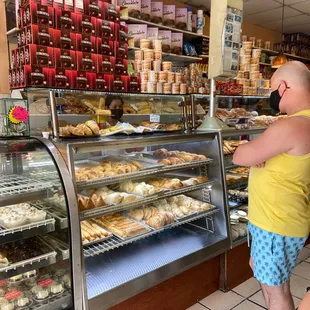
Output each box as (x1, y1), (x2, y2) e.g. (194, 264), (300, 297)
(254, 47), (310, 62)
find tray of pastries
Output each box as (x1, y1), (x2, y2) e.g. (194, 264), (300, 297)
(146, 176), (209, 190)
(226, 174), (248, 186)
(228, 167), (251, 176)
(94, 213), (150, 240)
(113, 181), (162, 197)
(223, 140), (248, 155)
(58, 120), (100, 138)
(81, 220), (112, 245)
(139, 121), (183, 132)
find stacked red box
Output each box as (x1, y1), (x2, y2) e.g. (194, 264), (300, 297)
(10, 0), (136, 91)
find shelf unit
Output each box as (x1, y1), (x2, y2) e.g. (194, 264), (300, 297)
(255, 47), (310, 63)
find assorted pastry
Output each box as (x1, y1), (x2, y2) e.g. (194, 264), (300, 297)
(100, 126), (123, 135)
(117, 181), (161, 196)
(216, 108), (254, 118)
(139, 121), (183, 131)
(154, 149), (207, 164)
(226, 174), (248, 186)
(223, 140), (248, 155)
(146, 176), (208, 190)
(228, 167), (251, 176)
(81, 220), (111, 244)
(0, 204), (47, 229)
(75, 159), (144, 181)
(249, 115), (287, 127)
(94, 213), (149, 239)
(58, 120), (100, 137)
(78, 195), (106, 211)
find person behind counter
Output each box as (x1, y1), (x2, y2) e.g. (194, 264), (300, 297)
(104, 95), (124, 126)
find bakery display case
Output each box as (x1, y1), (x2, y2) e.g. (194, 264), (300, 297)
(0, 137), (84, 310)
(63, 131), (230, 309)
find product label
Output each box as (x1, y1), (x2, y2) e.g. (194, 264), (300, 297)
(38, 278), (54, 287)
(150, 114), (160, 122)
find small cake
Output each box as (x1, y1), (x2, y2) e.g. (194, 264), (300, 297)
(31, 286), (43, 294)
(0, 297), (8, 304)
(0, 303), (14, 310)
(16, 296), (31, 307)
(3, 215), (27, 228)
(49, 282), (64, 294)
(35, 289), (49, 300)
(28, 209), (46, 223)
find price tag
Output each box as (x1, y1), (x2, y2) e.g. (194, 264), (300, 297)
(150, 114), (160, 123)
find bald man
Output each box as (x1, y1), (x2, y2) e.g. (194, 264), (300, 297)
(233, 61), (310, 310)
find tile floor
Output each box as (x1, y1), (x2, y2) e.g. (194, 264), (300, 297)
(187, 244), (310, 310)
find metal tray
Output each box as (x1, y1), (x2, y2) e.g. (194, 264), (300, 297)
(40, 234), (70, 261)
(82, 220), (113, 247)
(75, 160), (100, 170)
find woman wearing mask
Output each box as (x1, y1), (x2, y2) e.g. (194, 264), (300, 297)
(105, 95), (124, 126)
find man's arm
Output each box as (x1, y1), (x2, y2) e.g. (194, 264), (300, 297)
(233, 119), (294, 166)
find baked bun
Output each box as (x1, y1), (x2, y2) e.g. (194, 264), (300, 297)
(128, 209), (144, 221)
(85, 120), (100, 135)
(77, 123), (93, 136)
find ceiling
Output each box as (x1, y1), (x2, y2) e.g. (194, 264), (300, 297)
(180, 0), (310, 35)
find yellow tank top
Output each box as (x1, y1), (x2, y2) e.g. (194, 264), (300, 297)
(248, 109), (310, 237)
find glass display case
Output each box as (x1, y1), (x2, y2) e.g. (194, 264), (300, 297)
(61, 131), (230, 310)
(0, 137), (84, 310)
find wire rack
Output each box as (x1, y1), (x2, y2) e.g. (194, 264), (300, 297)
(83, 207), (219, 257)
(80, 180), (214, 220)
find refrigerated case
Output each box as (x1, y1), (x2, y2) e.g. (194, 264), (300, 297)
(0, 137), (84, 310)
(61, 131), (231, 310)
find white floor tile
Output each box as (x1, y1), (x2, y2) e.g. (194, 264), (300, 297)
(187, 303), (209, 310)
(290, 274), (309, 299)
(293, 262), (310, 280)
(298, 247), (310, 261)
(233, 277), (261, 298)
(200, 290), (244, 310)
(249, 291), (266, 307)
(232, 300), (265, 310)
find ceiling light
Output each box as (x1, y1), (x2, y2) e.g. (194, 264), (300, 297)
(272, 54), (288, 68)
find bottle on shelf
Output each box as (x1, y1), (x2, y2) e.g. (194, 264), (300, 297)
(187, 6), (192, 32)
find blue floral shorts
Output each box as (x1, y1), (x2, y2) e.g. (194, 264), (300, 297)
(248, 222), (307, 286)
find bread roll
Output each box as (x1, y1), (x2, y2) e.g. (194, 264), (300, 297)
(68, 125), (85, 136)
(77, 123), (93, 136)
(105, 192), (123, 205)
(128, 209), (144, 221)
(130, 161), (144, 169)
(85, 120), (100, 135)
(119, 181), (134, 193)
(143, 207), (152, 220)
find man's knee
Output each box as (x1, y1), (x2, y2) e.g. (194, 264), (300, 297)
(249, 257), (254, 271)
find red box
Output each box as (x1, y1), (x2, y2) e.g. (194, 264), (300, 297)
(11, 49), (17, 69)
(22, 65), (48, 87)
(20, 47), (25, 67)
(54, 30), (76, 49)
(113, 75), (127, 92)
(50, 68), (72, 87)
(11, 70), (16, 88)
(114, 42), (128, 59)
(76, 34), (96, 53)
(9, 70), (13, 89)
(64, 0), (74, 11)
(115, 23), (128, 43)
(99, 2), (120, 22)
(24, 3), (54, 27)
(53, 0), (64, 9)
(74, 0), (84, 13)
(17, 30), (24, 47)
(76, 52), (96, 71)
(18, 9), (24, 29)
(41, 0), (52, 7)
(25, 25), (54, 46)
(16, 69), (20, 88)
(95, 72), (107, 90)
(54, 48), (76, 69)
(55, 9), (74, 30)
(75, 14), (96, 34)
(25, 44), (54, 67)
(104, 74), (113, 90)
(115, 58), (127, 75)
(96, 38), (113, 56)
(129, 75), (140, 92)
(95, 19), (114, 39)
(75, 71), (91, 89)
(97, 55), (115, 73)
(84, 0), (100, 17)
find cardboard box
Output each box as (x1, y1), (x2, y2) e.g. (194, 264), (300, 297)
(75, 71), (92, 89)
(17, 30), (24, 47)
(115, 23), (128, 44)
(74, 0), (84, 13)
(141, 0), (151, 21)
(100, 2), (120, 22)
(113, 75), (126, 91)
(95, 72), (107, 90)
(18, 8), (24, 29)
(84, 0), (100, 17)
(24, 3), (54, 27)
(54, 48), (76, 69)
(20, 48), (25, 67)
(175, 8), (187, 30)
(163, 5), (175, 27)
(25, 25), (54, 46)
(64, 0), (74, 11)
(171, 33), (183, 55)
(25, 44), (54, 67)
(49, 68), (70, 87)
(147, 27), (158, 41)
(76, 52), (96, 71)
(122, 0), (141, 18)
(22, 65), (48, 87)
(9, 71), (12, 89)
(76, 34), (96, 53)
(128, 24), (147, 47)
(115, 58), (128, 75)
(41, 0), (52, 7)
(53, 0), (64, 9)
(54, 30), (76, 49)
(55, 9), (74, 30)
(104, 74), (113, 90)
(151, 2), (163, 24)
(129, 75), (140, 92)
(158, 30), (171, 53)
(97, 55), (115, 73)
(96, 19), (114, 40)
(96, 38), (114, 56)
(114, 42), (128, 59)
(11, 50), (17, 69)
(75, 14), (96, 34)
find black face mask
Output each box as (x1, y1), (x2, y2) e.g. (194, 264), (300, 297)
(270, 85), (289, 112)
(110, 108), (123, 120)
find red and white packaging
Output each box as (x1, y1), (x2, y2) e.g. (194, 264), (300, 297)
(115, 58), (128, 75)
(95, 19), (114, 39)
(74, 14), (96, 34)
(20, 47), (25, 67)
(115, 22), (128, 44)
(104, 74), (113, 90)
(24, 3), (54, 27)
(74, 0), (84, 13)
(75, 71), (90, 89)
(11, 70), (16, 88)
(95, 72), (107, 90)
(9, 70), (13, 89)
(99, 2), (119, 22)
(76, 52), (96, 71)
(96, 38), (113, 56)
(113, 75), (128, 92)
(18, 8), (24, 29)
(25, 25), (54, 46)
(55, 9), (74, 30)
(76, 34), (96, 53)
(22, 65), (48, 87)
(53, 0), (64, 9)
(84, 0), (100, 17)
(54, 30), (76, 49)
(97, 55), (115, 73)
(49, 68), (71, 88)
(25, 44), (54, 67)
(16, 69), (20, 88)
(64, 0), (74, 11)
(114, 42), (128, 59)
(41, 0), (52, 7)
(17, 30), (24, 47)
(11, 50), (17, 69)
(54, 48), (76, 69)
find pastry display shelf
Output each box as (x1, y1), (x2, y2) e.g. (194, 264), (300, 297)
(83, 206), (219, 257)
(0, 217), (55, 245)
(0, 174), (54, 207)
(32, 291), (72, 310)
(41, 235), (70, 261)
(121, 16), (209, 41)
(227, 181), (248, 191)
(80, 180), (214, 220)
(76, 159), (213, 189)
(221, 127), (266, 138)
